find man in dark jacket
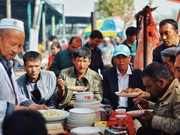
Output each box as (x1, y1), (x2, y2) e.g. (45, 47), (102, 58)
(153, 19), (180, 64)
(102, 44), (145, 110)
(84, 30), (106, 73)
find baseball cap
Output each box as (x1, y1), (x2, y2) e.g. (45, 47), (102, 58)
(0, 18), (24, 32)
(113, 44), (131, 57)
(104, 37), (110, 41)
(161, 47), (180, 57)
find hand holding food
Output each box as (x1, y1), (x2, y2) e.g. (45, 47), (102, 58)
(28, 103), (48, 110)
(140, 110), (154, 124)
(133, 98), (148, 109)
(136, 88), (151, 99)
(57, 79), (65, 90)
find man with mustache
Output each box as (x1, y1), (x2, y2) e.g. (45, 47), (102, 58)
(153, 19), (180, 64)
(133, 62), (180, 135)
(56, 47), (103, 108)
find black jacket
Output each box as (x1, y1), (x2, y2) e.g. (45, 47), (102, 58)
(84, 42), (106, 73)
(153, 43), (169, 64)
(102, 65), (145, 110)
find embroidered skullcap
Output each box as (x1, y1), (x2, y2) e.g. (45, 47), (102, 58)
(0, 18), (24, 32)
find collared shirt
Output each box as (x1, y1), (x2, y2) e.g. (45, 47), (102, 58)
(72, 68), (90, 87)
(117, 65), (132, 107)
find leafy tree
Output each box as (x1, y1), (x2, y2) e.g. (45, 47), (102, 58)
(96, 0), (134, 23)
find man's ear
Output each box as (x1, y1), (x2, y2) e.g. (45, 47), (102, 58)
(88, 59), (91, 65)
(112, 57), (116, 65)
(157, 78), (165, 88)
(72, 58), (75, 64)
(175, 29), (179, 35)
(129, 56), (132, 62)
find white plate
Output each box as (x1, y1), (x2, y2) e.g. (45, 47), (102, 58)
(69, 108), (95, 114)
(127, 109), (153, 117)
(39, 109), (69, 121)
(115, 91), (141, 97)
(70, 126), (101, 135)
(115, 114), (127, 120)
(67, 86), (88, 92)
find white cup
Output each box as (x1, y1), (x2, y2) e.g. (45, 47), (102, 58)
(115, 108), (126, 114)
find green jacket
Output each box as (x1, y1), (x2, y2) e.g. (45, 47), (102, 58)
(50, 48), (73, 77)
(57, 67), (103, 108)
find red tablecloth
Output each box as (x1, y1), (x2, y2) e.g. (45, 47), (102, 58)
(108, 111), (136, 135)
(63, 111), (136, 135)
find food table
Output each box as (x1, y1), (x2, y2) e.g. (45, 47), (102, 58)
(46, 110), (136, 135)
(44, 87), (138, 135)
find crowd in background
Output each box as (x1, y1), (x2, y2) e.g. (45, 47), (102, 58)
(0, 17), (180, 135)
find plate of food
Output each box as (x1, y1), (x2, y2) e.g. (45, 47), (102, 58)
(127, 109), (153, 117)
(115, 88), (141, 97)
(39, 109), (69, 121)
(67, 86), (88, 92)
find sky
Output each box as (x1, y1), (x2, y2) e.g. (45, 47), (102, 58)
(50, 0), (98, 17)
(134, 0), (180, 22)
(50, 0), (180, 23)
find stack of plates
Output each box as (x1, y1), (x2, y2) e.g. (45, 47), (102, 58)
(67, 108), (96, 130)
(70, 126), (101, 135)
(73, 99), (101, 121)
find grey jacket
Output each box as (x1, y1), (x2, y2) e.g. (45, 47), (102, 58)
(0, 101), (8, 135)
(148, 79), (180, 135)
(0, 62), (33, 135)
(57, 67), (103, 108)
(0, 62), (28, 105)
(16, 70), (57, 107)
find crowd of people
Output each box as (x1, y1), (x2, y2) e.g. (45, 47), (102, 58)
(0, 17), (180, 135)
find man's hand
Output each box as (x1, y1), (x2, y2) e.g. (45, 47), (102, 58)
(140, 111), (154, 124)
(27, 104), (48, 110)
(57, 79), (65, 91)
(136, 88), (151, 99)
(14, 104), (48, 111)
(133, 98), (148, 109)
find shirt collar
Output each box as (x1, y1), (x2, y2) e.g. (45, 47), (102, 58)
(116, 64), (132, 76)
(72, 67), (89, 80)
(0, 55), (13, 69)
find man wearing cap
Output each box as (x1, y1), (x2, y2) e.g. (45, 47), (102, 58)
(0, 18), (47, 134)
(161, 47), (180, 78)
(98, 37), (114, 68)
(102, 44), (145, 110)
